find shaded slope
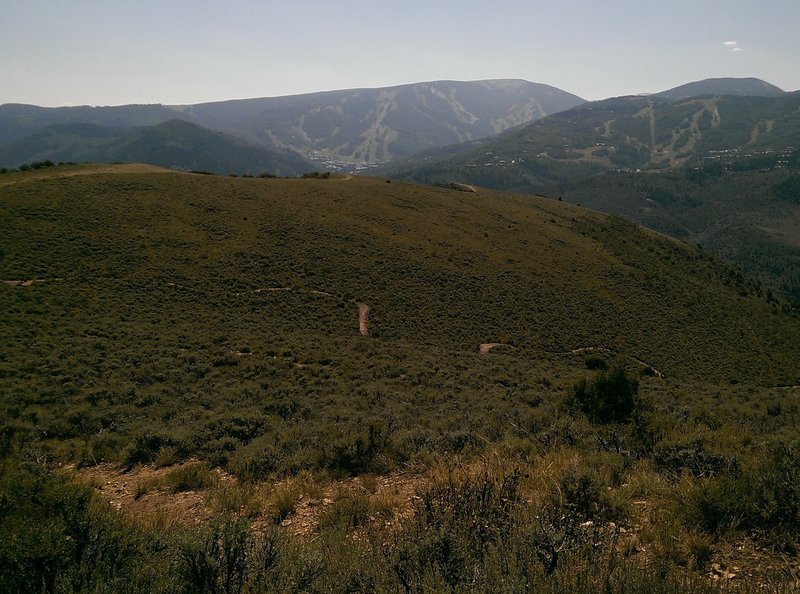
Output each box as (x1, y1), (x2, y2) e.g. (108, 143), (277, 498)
(558, 153), (800, 302)
(0, 80), (585, 165)
(0, 120), (313, 176)
(180, 79), (585, 163)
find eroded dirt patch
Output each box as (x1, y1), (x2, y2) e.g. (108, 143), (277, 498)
(357, 302), (370, 336)
(72, 461), (230, 526)
(479, 342), (509, 354)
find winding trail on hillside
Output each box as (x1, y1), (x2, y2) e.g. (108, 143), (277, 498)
(357, 302), (370, 336)
(559, 346), (665, 378)
(244, 286), (370, 336)
(3, 279), (47, 286)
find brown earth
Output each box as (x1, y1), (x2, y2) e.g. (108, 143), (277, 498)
(357, 302), (370, 336)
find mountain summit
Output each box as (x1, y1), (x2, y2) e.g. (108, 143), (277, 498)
(0, 80), (585, 167)
(655, 77), (785, 100)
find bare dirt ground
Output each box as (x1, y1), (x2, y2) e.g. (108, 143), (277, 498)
(357, 302), (370, 336)
(70, 462), (799, 585)
(73, 462), (427, 539)
(3, 279), (47, 286)
(71, 461), (229, 526)
(259, 472), (427, 538)
(479, 342), (509, 355)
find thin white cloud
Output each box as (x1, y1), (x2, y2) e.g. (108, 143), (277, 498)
(723, 41), (744, 53)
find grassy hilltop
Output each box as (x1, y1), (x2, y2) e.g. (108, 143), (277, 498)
(2, 164), (800, 592)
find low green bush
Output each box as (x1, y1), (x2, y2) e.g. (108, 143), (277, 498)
(680, 440), (800, 540)
(572, 364), (641, 424)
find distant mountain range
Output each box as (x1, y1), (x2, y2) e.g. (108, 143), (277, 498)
(383, 88), (800, 188)
(0, 80), (585, 169)
(0, 120), (313, 176)
(378, 79), (800, 303)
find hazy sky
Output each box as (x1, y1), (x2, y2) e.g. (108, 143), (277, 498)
(2, 0), (798, 106)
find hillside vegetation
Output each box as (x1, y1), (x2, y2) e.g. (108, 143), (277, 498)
(0, 80), (585, 167)
(3, 165), (800, 592)
(384, 92), (800, 188)
(654, 77), (786, 101)
(560, 155), (800, 302)
(383, 91), (800, 305)
(0, 120), (313, 176)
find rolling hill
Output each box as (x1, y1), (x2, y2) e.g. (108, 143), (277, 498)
(0, 120), (314, 176)
(2, 165), (797, 406)
(0, 80), (585, 167)
(4, 164), (800, 591)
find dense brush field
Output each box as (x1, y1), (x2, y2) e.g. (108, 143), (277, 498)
(2, 164), (800, 592)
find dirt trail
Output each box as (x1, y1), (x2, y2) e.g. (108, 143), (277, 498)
(357, 302), (370, 336)
(479, 343), (508, 355)
(3, 279), (46, 286)
(247, 287), (370, 337)
(560, 346), (665, 378)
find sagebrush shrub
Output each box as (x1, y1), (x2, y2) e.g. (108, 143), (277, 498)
(573, 364), (640, 424)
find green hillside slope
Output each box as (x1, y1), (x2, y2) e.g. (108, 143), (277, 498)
(4, 165), (800, 591)
(2, 166), (798, 462)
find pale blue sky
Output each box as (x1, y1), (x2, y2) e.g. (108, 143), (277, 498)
(1, 0), (798, 106)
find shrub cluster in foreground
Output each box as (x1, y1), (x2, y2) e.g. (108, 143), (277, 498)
(2, 450), (763, 594)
